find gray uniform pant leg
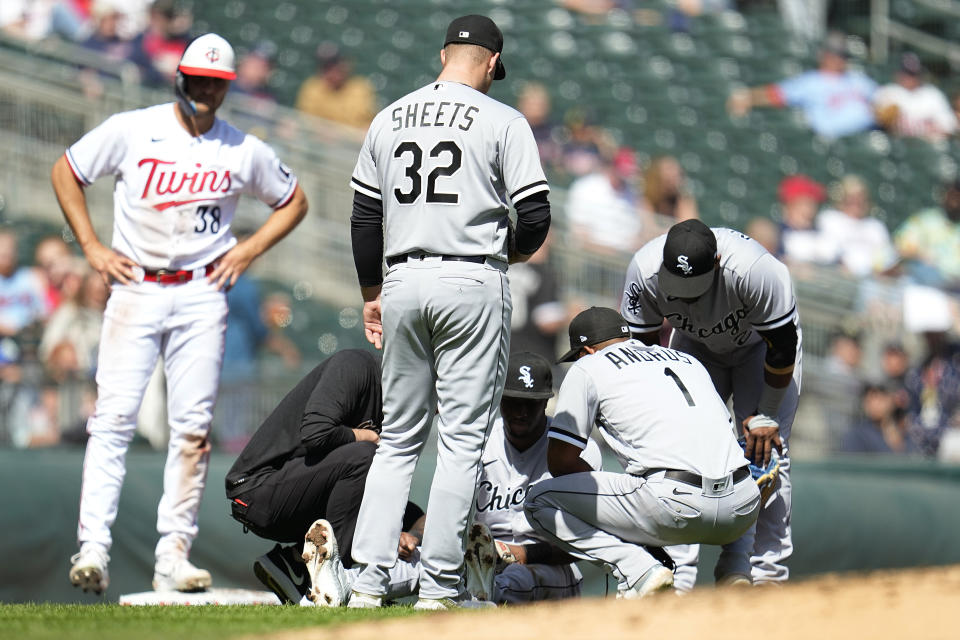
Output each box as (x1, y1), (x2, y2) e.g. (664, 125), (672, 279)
(525, 471), (760, 593)
(351, 262), (511, 599)
(493, 562), (582, 603)
(670, 334), (801, 585)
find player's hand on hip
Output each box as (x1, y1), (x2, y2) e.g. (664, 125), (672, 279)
(84, 242), (137, 286)
(208, 241), (258, 291)
(362, 298), (383, 349)
(742, 414), (783, 467)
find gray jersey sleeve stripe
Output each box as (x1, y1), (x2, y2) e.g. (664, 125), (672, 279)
(548, 430), (588, 449)
(548, 427), (589, 446)
(510, 180), (549, 201)
(350, 177), (382, 200)
(752, 305), (797, 328)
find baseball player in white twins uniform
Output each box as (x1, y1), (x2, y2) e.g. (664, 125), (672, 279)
(347, 15), (551, 610)
(524, 307), (761, 598)
(467, 351), (602, 604)
(51, 33), (307, 595)
(618, 219), (801, 587)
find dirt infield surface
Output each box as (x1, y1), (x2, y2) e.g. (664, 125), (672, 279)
(259, 565), (959, 640)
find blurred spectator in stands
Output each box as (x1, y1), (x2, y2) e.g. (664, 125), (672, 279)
(32, 233), (74, 314)
(80, 1), (131, 60)
(727, 32), (877, 138)
(127, 0), (190, 87)
(640, 155), (699, 241)
(776, 0), (827, 43)
(879, 340), (911, 416)
(0, 0), (91, 42)
(217, 275), (300, 452)
(295, 42), (376, 130)
(839, 382), (914, 454)
(507, 234), (566, 362)
(0, 230), (47, 341)
(817, 175), (898, 278)
(558, 107), (612, 180)
(566, 146), (644, 256)
(745, 216), (780, 255)
(232, 41), (277, 103)
(824, 329), (863, 379)
(900, 285), (960, 457)
(38, 264), (107, 385)
(874, 53), (957, 144)
(776, 174), (832, 267)
(894, 178), (960, 291)
(516, 82), (562, 178)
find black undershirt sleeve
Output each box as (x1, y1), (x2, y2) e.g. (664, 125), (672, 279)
(350, 191), (385, 287)
(756, 321), (799, 369)
(514, 191), (551, 256)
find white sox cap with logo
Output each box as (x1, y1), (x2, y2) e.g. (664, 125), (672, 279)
(658, 219), (719, 299)
(502, 351), (554, 399)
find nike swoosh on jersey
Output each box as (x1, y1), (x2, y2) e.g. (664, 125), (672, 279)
(481, 460), (496, 468)
(151, 137), (164, 142)
(672, 487), (691, 496)
(278, 553), (306, 588)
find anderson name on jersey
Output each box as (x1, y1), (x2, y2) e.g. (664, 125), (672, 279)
(549, 339), (747, 479)
(65, 103), (297, 271)
(620, 228), (797, 354)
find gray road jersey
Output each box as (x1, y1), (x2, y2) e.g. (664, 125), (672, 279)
(620, 228), (798, 355)
(351, 81), (549, 261)
(549, 340), (747, 478)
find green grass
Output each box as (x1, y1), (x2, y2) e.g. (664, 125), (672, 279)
(0, 603), (420, 640)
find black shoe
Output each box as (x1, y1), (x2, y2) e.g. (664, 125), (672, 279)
(254, 544), (310, 605)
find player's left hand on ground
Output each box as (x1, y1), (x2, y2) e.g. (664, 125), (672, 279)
(207, 241), (259, 291)
(742, 414), (782, 467)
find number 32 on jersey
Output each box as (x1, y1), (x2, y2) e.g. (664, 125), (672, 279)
(393, 140), (462, 205)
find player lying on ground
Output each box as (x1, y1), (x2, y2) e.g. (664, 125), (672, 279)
(524, 307), (761, 599)
(54, 32), (307, 595)
(225, 349), (424, 606)
(464, 351), (602, 604)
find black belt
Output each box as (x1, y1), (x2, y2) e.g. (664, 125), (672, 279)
(386, 252), (487, 268)
(643, 466), (751, 487)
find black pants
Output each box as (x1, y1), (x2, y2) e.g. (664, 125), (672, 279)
(231, 441), (377, 568)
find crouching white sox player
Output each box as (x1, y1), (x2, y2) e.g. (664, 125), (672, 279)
(51, 33), (307, 595)
(619, 219), (801, 588)
(524, 307), (761, 599)
(464, 351), (602, 604)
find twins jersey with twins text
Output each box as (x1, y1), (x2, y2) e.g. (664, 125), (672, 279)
(65, 103), (298, 270)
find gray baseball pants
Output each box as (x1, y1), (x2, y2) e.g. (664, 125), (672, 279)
(351, 257), (511, 599)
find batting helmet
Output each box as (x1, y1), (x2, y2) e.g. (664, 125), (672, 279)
(178, 33), (237, 80)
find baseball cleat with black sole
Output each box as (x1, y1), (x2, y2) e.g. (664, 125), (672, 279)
(254, 543), (310, 605)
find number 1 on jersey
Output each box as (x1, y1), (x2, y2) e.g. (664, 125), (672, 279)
(663, 367), (695, 406)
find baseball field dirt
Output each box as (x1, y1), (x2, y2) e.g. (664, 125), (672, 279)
(256, 564), (959, 640)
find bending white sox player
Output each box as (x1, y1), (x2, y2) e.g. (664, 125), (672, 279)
(347, 15), (551, 610)
(51, 33), (307, 595)
(470, 351), (601, 604)
(619, 219), (801, 587)
(524, 307), (760, 599)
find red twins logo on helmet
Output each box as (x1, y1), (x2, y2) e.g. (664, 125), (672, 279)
(206, 47), (220, 63)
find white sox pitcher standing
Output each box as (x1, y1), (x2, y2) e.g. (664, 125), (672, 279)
(619, 219), (801, 587)
(347, 15), (552, 610)
(51, 33), (308, 595)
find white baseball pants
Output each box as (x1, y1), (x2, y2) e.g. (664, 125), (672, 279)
(351, 258), (511, 600)
(77, 279), (227, 561)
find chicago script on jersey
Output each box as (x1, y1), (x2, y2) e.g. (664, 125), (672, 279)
(665, 307), (752, 345)
(137, 158), (232, 200)
(476, 479), (525, 512)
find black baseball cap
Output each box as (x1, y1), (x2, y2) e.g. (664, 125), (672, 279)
(558, 307), (631, 363)
(444, 14), (506, 80)
(502, 351), (554, 399)
(658, 219), (718, 299)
